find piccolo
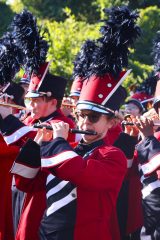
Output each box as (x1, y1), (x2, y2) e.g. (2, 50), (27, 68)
(121, 120), (160, 127)
(33, 124), (97, 135)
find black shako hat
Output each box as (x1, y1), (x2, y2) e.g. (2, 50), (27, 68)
(0, 82), (24, 105)
(25, 63), (67, 100)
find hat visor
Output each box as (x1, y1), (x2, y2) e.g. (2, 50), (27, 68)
(126, 99), (144, 111)
(69, 92), (80, 97)
(20, 78), (30, 85)
(77, 101), (114, 115)
(153, 96), (160, 106)
(25, 91), (41, 98)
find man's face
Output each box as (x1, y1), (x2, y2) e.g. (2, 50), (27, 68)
(76, 110), (113, 144)
(24, 97), (51, 119)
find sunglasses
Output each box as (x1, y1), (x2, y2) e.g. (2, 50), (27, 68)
(24, 97), (43, 105)
(76, 111), (102, 123)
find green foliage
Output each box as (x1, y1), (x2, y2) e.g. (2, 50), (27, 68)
(42, 9), (100, 93)
(133, 6), (160, 65)
(121, 6), (160, 92)
(129, 0), (160, 9)
(0, 2), (14, 37)
(19, 0), (100, 23)
(2, 1), (160, 95)
(93, 0), (129, 19)
(9, 0), (24, 13)
(123, 59), (154, 94)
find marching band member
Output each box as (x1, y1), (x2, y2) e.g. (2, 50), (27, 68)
(130, 32), (160, 239)
(0, 66), (75, 240)
(39, 81), (127, 240)
(135, 79), (160, 240)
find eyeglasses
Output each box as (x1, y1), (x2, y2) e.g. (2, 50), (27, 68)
(76, 111), (102, 123)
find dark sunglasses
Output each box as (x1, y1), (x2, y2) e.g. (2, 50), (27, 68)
(76, 111), (102, 123)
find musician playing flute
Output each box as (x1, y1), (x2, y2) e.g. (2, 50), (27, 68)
(0, 70), (76, 239)
(132, 28), (160, 239)
(133, 76), (160, 240)
(0, 70), (76, 240)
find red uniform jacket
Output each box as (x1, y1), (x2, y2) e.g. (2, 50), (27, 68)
(40, 137), (127, 240)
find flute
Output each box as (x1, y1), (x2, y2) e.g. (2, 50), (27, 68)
(33, 123), (97, 135)
(121, 120), (160, 127)
(0, 102), (26, 110)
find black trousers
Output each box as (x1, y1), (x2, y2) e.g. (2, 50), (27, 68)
(117, 180), (130, 239)
(12, 177), (25, 236)
(140, 189), (160, 240)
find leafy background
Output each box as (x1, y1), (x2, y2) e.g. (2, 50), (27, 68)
(1, 0), (160, 95)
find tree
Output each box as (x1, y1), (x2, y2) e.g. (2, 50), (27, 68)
(41, 8), (100, 92)
(129, 0), (160, 9)
(4, 1), (160, 93)
(93, 0), (129, 19)
(0, 2), (14, 37)
(133, 6), (160, 65)
(17, 0), (100, 23)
